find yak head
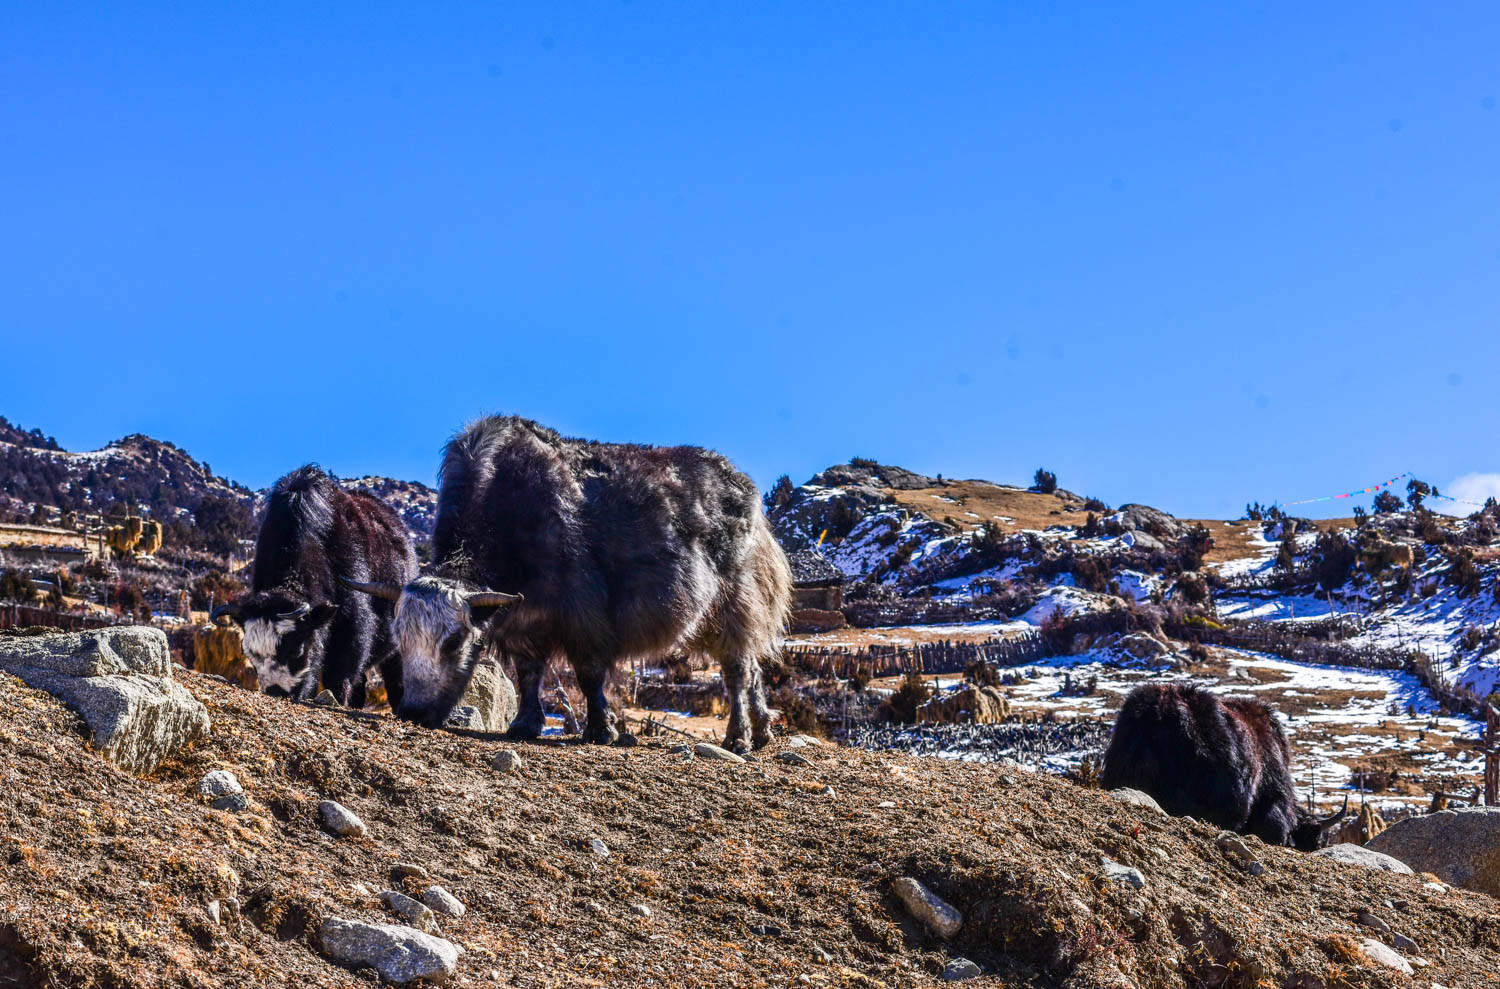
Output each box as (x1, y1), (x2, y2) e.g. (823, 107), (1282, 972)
(343, 575), (520, 727)
(1289, 795), (1352, 851)
(211, 591), (336, 697)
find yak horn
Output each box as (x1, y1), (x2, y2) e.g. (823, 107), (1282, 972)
(209, 602), (242, 624)
(1318, 794), (1351, 827)
(276, 601), (312, 621)
(467, 590), (522, 608)
(341, 577), (403, 601)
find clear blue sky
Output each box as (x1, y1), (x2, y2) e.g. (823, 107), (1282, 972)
(3, 3), (1498, 518)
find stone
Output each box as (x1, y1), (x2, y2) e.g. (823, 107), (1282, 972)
(459, 662), (518, 732)
(1390, 932), (1418, 953)
(751, 923), (783, 937)
(0, 627), (210, 773)
(892, 877), (962, 938)
(318, 917), (459, 985)
(1366, 807), (1500, 897)
(313, 688), (337, 706)
(380, 890), (437, 932)
(1357, 937), (1413, 975)
(445, 705), (485, 730)
(420, 886), (465, 918)
(197, 770), (243, 799)
(318, 800), (368, 838)
(211, 793), (250, 813)
(1356, 910), (1389, 934)
(391, 862), (430, 883)
(777, 752), (811, 766)
(590, 838), (610, 858)
(812, 945), (833, 964)
(943, 957), (983, 981)
(1312, 843), (1413, 875)
(491, 749), (522, 773)
(693, 742), (746, 763)
(1100, 857), (1146, 889)
(630, 903), (651, 918)
(1108, 788), (1166, 816)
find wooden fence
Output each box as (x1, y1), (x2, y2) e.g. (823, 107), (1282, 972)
(785, 634), (1048, 680)
(0, 603), (116, 632)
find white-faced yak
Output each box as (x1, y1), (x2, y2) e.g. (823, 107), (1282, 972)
(1101, 683), (1349, 850)
(213, 466), (416, 706)
(345, 416), (792, 752)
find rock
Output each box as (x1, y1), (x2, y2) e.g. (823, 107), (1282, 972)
(1366, 807), (1500, 897)
(318, 917), (459, 985)
(590, 838), (610, 858)
(1357, 937), (1413, 975)
(1116, 632), (1172, 661)
(459, 662), (518, 732)
(1108, 788), (1165, 816)
(777, 752), (811, 766)
(391, 862), (430, 883)
(0, 627), (210, 773)
(630, 903), (651, 918)
(1100, 857), (1146, 889)
(693, 742), (746, 763)
(1312, 843), (1413, 875)
(491, 749), (522, 773)
(891, 877), (962, 938)
(820, 785), (837, 798)
(785, 736), (808, 749)
(444, 705), (485, 730)
(380, 890), (437, 932)
(419, 886), (466, 918)
(206, 899), (221, 924)
(211, 793), (250, 813)
(751, 923), (783, 937)
(197, 769), (243, 799)
(1390, 932), (1418, 953)
(313, 688), (337, 706)
(812, 944), (833, 965)
(1356, 910), (1389, 934)
(318, 800), (368, 838)
(943, 957), (983, 981)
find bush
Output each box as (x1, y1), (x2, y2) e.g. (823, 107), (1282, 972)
(1079, 512), (1102, 538)
(0, 569), (38, 603)
(881, 672), (932, 724)
(190, 571), (243, 611)
(1311, 531), (1357, 591)
(1373, 490), (1402, 514)
(1179, 525), (1214, 571)
(1175, 571), (1209, 605)
(1446, 549), (1482, 597)
(1083, 497), (1108, 513)
(1033, 468), (1058, 494)
(763, 475), (795, 513)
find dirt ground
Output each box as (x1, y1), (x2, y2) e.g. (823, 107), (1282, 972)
(4, 667), (1500, 988)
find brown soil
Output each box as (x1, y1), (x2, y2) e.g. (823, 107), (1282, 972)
(3, 668), (1499, 988)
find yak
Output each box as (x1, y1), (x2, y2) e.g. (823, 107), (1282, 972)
(1100, 683), (1349, 850)
(345, 415), (793, 751)
(213, 465), (417, 707)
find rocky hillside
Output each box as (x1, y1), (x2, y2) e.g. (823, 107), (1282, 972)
(3, 628), (1499, 988)
(0, 414), (437, 557)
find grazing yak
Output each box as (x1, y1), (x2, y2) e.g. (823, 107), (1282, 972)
(1101, 683), (1349, 850)
(346, 415), (792, 751)
(213, 466), (417, 706)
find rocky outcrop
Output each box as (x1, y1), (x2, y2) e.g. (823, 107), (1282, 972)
(1366, 807), (1500, 896)
(457, 662), (517, 732)
(919, 685), (1009, 725)
(0, 626), (210, 773)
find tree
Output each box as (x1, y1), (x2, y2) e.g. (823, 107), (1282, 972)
(763, 475), (795, 513)
(1352, 505), (1368, 527)
(1033, 468), (1058, 494)
(1373, 490), (1402, 514)
(1406, 478), (1432, 509)
(1276, 529), (1298, 574)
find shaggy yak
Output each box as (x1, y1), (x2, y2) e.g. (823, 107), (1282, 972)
(1100, 683), (1349, 850)
(213, 466), (417, 706)
(345, 415), (792, 751)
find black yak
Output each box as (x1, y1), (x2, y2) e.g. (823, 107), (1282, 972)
(345, 415), (792, 751)
(213, 466), (417, 707)
(1100, 683), (1349, 850)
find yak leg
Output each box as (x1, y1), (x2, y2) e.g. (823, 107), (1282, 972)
(376, 652), (404, 712)
(744, 655), (776, 749)
(504, 654), (547, 741)
(575, 659), (618, 745)
(718, 653), (755, 754)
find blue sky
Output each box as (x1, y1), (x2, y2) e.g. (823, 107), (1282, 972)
(3, 3), (1498, 518)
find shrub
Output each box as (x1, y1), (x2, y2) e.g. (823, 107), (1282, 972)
(1311, 531), (1357, 591)
(1446, 549), (1482, 597)
(849, 457), (879, 469)
(881, 672), (932, 724)
(1179, 525), (1214, 571)
(1373, 490), (1402, 514)
(1083, 497), (1107, 513)
(1175, 571), (1209, 606)
(0, 569), (38, 603)
(1407, 478), (1432, 509)
(1079, 512), (1102, 538)
(1033, 468), (1058, 494)
(190, 571), (243, 611)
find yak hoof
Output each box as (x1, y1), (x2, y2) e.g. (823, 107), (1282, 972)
(751, 729), (774, 750)
(503, 721), (543, 742)
(727, 737), (752, 755)
(582, 723), (619, 746)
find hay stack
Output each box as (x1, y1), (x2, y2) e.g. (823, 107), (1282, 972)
(919, 684), (1009, 725)
(193, 621), (257, 690)
(138, 520), (163, 556)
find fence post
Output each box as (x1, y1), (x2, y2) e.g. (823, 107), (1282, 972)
(1486, 705), (1499, 808)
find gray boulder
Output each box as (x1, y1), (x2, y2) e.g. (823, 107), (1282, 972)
(0, 627), (210, 773)
(1107, 788), (1166, 816)
(1366, 807), (1500, 896)
(1312, 843), (1413, 875)
(318, 917), (459, 984)
(458, 662), (517, 732)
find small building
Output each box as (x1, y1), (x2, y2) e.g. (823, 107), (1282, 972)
(0, 522), (108, 563)
(788, 550), (846, 612)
